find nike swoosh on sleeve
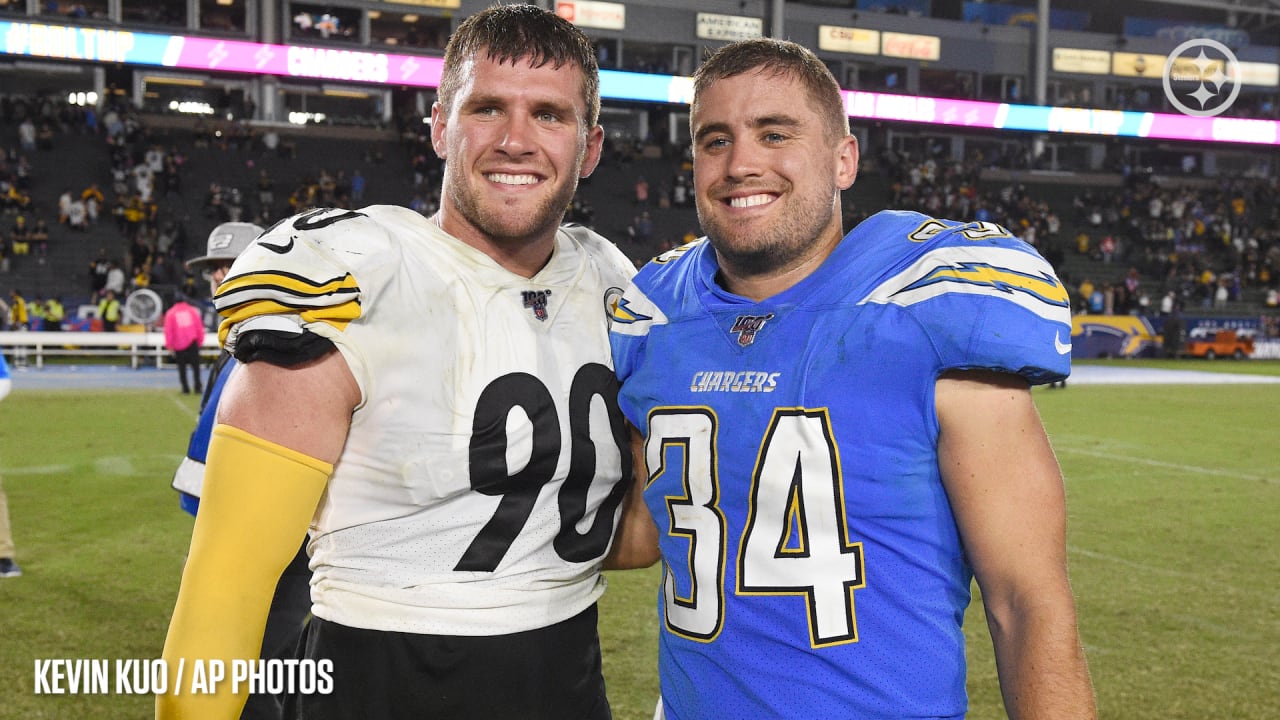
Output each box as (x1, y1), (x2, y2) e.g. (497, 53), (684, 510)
(259, 238), (294, 254)
(1055, 331), (1072, 355)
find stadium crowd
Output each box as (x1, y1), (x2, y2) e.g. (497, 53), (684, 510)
(2, 83), (1280, 334)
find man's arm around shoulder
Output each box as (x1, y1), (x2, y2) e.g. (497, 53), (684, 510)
(604, 425), (660, 570)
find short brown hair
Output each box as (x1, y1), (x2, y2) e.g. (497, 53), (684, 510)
(438, 4), (601, 127)
(693, 39), (849, 141)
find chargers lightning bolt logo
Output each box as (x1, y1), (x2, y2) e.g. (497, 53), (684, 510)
(897, 263), (1070, 308)
(608, 296), (653, 324)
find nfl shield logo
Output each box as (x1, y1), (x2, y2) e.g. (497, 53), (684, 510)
(730, 313), (774, 346)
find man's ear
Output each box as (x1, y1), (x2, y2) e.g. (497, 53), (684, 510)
(429, 102), (448, 160)
(836, 134), (859, 190)
(580, 124), (605, 179)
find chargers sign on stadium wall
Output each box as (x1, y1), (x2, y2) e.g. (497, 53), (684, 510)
(555, 1), (625, 31)
(696, 13), (763, 42)
(819, 25), (880, 55)
(1071, 315), (1160, 358)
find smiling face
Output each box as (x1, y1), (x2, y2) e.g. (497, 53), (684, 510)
(691, 67), (857, 290)
(431, 53), (603, 266)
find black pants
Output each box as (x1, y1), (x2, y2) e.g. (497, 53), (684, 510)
(285, 604), (611, 720)
(242, 540), (312, 720)
(175, 343), (203, 394)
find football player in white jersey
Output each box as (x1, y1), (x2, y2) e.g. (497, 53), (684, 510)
(158, 6), (635, 719)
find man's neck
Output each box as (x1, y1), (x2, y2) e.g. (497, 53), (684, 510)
(716, 228), (844, 303)
(432, 211), (556, 279)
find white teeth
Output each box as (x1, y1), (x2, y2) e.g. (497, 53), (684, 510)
(488, 173), (538, 186)
(729, 194), (773, 208)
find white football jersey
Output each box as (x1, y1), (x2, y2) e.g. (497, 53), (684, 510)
(215, 205), (636, 635)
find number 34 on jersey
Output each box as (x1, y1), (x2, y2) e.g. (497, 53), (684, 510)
(645, 406), (866, 649)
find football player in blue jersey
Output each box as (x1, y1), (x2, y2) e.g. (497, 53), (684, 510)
(159, 6), (634, 719)
(607, 39), (1096, 719)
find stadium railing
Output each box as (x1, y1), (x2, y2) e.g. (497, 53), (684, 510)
(0, 331), (221, 370)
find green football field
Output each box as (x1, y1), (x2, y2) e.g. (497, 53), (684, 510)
(1, 360), (1278, 719)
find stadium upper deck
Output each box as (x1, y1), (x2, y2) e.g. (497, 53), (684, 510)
(1, 0), (1276, 122)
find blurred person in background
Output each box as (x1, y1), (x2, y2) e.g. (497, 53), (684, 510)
(96, 289), (120, 331)
(42, 296), (63, 331)
(7, 289), (27, 329)
(170, 221), (311, 720)
(163, 292), (206, 395)
(0, 350), (20, 578)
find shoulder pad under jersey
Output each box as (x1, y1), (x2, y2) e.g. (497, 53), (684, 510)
(855, 212), (1072, 384)
(213, 206), (403, 354)
(559, 222), (637, 285)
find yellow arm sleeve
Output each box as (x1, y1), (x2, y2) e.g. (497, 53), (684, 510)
(157, 424), (332, 719)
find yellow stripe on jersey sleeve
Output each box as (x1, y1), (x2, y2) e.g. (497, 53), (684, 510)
(214, 269), (363, 346)
(217, 297), (361, 346)
(215, 270), (360, 307)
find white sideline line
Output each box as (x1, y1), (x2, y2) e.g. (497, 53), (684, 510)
(168, 394), (199, 422)
(1069, 546), (1199, 580)
(1, 463), (73, 475)
(1056, 445), (1279, 485)
(1067, 365), (1280, 384)
(1069, 546), (1275, 604)
(3, 401), (194, 475)
(3, 453), (186, 476)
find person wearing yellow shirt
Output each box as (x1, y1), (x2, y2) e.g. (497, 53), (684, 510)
(133, 263), (151, 289)
(7, 289), (28, 329)
(97, 289), (121, 332)
(27, 297), (45, 328)
(43, 296), (64, 332)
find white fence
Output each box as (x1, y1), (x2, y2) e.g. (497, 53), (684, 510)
(0, 331), (221, 369)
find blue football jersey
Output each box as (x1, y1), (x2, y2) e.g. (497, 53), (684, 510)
(610, 210), (1071, 719)
(0, 351), (10, 400)
(171, 354), (238, 516)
